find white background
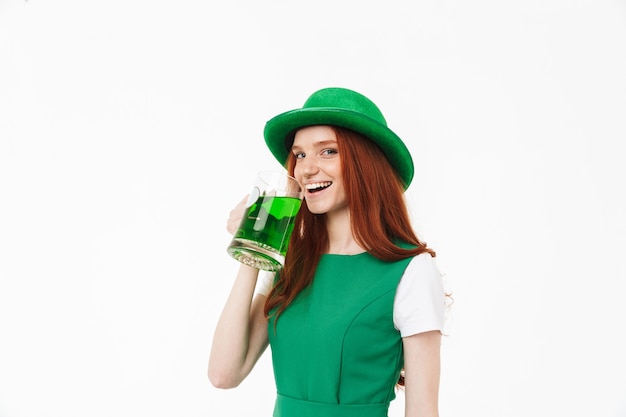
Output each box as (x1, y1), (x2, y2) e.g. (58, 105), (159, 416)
(1, 0), (625, 416)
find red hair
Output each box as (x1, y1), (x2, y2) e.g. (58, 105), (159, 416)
(264, 126), (434, 322)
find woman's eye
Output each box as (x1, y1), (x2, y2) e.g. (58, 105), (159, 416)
(294, 152), (305, 159)
(320, 149), (338, 157)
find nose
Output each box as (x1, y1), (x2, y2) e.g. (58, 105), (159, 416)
(297, 154), (320, 178)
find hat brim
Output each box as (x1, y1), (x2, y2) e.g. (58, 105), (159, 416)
(264, 107), (414, 188)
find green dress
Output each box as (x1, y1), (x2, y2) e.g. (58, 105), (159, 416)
(268, 252), (414, 417)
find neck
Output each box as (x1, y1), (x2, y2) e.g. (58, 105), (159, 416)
(325, 209), (364, 255)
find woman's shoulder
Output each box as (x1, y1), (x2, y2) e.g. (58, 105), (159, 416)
(404, 252), (441, 280)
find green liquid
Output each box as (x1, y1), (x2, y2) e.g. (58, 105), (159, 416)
(233, 195), (302, 256)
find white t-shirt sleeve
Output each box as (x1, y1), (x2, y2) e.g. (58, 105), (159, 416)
(255, 270), (275, 296)
(393, 253), (446, 337)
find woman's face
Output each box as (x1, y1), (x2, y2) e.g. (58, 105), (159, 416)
(291, 125), (347, 216)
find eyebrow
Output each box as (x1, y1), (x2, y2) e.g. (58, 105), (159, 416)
(291, 139), (337, 151)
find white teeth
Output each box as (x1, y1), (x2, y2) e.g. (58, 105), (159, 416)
(305, 181), (332, 190)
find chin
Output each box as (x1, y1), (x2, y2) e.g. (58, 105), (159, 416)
(304, 202), (328, 215)
(307, 207), (327, 215)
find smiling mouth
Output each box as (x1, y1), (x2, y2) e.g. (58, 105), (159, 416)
(305, 181), (332, 193)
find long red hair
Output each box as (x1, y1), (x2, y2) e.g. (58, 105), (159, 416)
(264, 126), (435, 322)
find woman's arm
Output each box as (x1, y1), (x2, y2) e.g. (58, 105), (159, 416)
(208, 195), (269, 388)
(208, 264), (269, 388)
(402, 330), (442, 417)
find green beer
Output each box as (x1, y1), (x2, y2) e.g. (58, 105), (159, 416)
(228, 193), (302, 271)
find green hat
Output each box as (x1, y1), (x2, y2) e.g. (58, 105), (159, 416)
(263, 87), (415, 188)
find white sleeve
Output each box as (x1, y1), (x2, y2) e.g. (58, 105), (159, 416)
(393, 253), (446, 337)
(255, 270), (275, 296)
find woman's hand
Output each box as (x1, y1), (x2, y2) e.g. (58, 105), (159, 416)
(226, 195), (249, 235)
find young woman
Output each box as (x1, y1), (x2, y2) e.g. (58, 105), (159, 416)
(209, 87), (446, 417)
